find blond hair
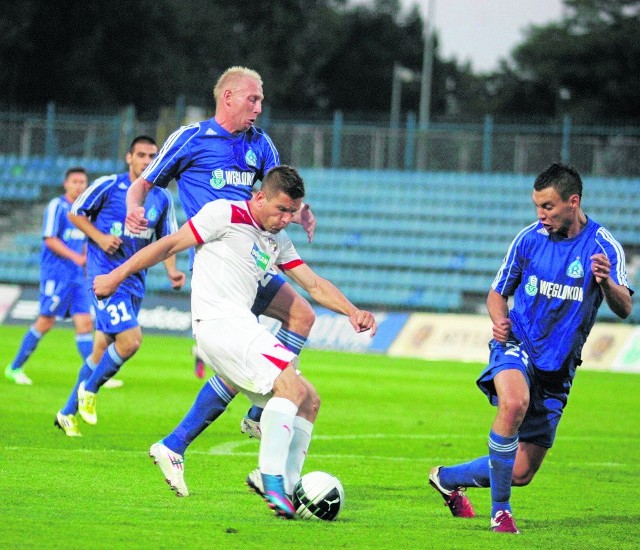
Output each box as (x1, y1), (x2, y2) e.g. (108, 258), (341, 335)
(213, 66), (263, 103)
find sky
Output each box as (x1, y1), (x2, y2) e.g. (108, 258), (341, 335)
(402, 0), (566, 73)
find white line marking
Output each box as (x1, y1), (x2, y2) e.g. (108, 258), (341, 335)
(203, 433), (633, 468)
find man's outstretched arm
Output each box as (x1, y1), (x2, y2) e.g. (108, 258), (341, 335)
(94, 222), (196, 299)
(125, 177), (154, 233)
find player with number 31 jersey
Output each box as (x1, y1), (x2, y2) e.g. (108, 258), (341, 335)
(72, 173), (178, 302)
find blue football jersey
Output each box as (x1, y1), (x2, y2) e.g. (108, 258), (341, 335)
(71, 172), (178, 297)
(41, 195), (87, 285)
(141, 118), (280, 218)
(492, 218), (632, 371)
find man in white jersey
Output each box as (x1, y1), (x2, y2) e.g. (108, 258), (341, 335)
(428, 163), (633, 534)
(94, 165), (376, 519)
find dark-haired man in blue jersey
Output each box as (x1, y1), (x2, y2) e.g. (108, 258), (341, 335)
(124, 67), (317, 489)
(54, 136), (185, 437)
(428, 163), (633, 534)
(5, 168), (92, 386)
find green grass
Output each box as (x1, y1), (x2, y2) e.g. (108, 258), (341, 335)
(1, 324), (639, 549)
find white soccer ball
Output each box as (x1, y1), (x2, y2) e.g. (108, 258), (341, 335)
(292, 471), (345, 520)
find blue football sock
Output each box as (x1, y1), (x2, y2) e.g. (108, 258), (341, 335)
(439, 456), (490, 490)
(488, 430), (519, 516)
(75, 332), (94, 360)
(84, 343), (124, 393)
(61, 358), (95, 415)
(274, 327), (307, 356)
(163, 375), (234, 456)
(247, 404), (263, 422)
(10, 326), (42, 370)
(245, 328), (308, 423)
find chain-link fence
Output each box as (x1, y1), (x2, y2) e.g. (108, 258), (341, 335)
(1, 104), (640, 176)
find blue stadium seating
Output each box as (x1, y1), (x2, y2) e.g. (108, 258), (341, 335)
(1, 168), (638, 321)
(0, 155), (123, 200)
(281, 169), (639, 318)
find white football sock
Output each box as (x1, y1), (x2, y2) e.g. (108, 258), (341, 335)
(259, 397), (298, 476)
(285, 416), (314, 495)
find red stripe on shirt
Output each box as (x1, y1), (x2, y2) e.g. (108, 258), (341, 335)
(279, 259), (304, 271)
(231, 203), (258, 227)
(188, 219), (204, 244)
(262, 353), (292, 371)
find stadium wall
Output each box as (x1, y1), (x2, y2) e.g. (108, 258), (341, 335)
(2, 284), (638, 374)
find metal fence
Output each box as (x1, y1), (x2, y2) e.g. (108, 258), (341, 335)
(1, 103), (639, 176)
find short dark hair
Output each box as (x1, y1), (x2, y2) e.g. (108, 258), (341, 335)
(129, 135), (157, 152)
(64, 166), (87, 179)
(534, 162), (583, 200)
(262, 165), (305, 200)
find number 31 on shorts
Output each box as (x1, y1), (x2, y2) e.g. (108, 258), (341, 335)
(106, 301), (133, 326)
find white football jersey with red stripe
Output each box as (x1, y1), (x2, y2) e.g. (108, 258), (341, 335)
(188, 199), (302, 322)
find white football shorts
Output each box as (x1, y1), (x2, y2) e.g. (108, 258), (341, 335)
(193, 317), (298, 408)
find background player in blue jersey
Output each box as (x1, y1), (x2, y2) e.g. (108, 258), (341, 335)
(428, 163), (633, 534)
(124, 67), (317, 453)
(5, 167), (93, 386)
(54, 136), (186, 437)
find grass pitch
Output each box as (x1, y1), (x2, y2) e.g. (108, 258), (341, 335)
(1, 324), (639, 549)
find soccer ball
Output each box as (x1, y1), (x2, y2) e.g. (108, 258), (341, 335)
(292, 471), (345, 520)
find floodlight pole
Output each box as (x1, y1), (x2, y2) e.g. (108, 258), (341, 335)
(416, 0), (435, 170)
(389, 63), (418, 168)
(390, 62), (403, 131)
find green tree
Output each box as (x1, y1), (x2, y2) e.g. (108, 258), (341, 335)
(317, 2), (424, 115)
(0, 0), (185, 114)
(489, 0), (640, 120)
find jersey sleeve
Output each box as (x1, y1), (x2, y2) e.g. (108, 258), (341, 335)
(254, 127), (280, 182)
(276, 231), (303, 270)
(491, 228), (531, 296)
(71, 175), (115, 219)
(155, 188), (180, 239)
(41, 198), (62, 239)
(141, 123), (200, 188)
(187, 200), (231, 244)
(596, 227), (634, 293)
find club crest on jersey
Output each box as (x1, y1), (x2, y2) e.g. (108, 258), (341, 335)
(110, 222), (123, 237)
(525, 275), (538, 296)
(251, 243), (270, 271)
(245, 149), (257, 167)
(210, 168), (226, 189)
(566, 257), (584, 278)
(146, 207), (159, 222)
(267, 238), (278, 253)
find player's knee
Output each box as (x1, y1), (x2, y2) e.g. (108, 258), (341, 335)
(35, 317), (56, 334)
(512, 468), (536, 486)
(75, 318), (93, 333)
(311, 390), (321, 415)
(292, 379), (309, 405)
(117, 334), (142, 358)
(499, 394), (529, 424)
(288, 296), (315, 334)
(306, 384), (321, 415)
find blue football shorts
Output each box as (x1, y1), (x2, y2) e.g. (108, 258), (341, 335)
(93, 287), (143, 335)
(39, 278), (92, 318)
(476, 336), (577, 448)
(251, 267), (286, 317)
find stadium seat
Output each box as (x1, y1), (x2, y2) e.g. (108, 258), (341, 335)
(0, 167), (638, 318)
